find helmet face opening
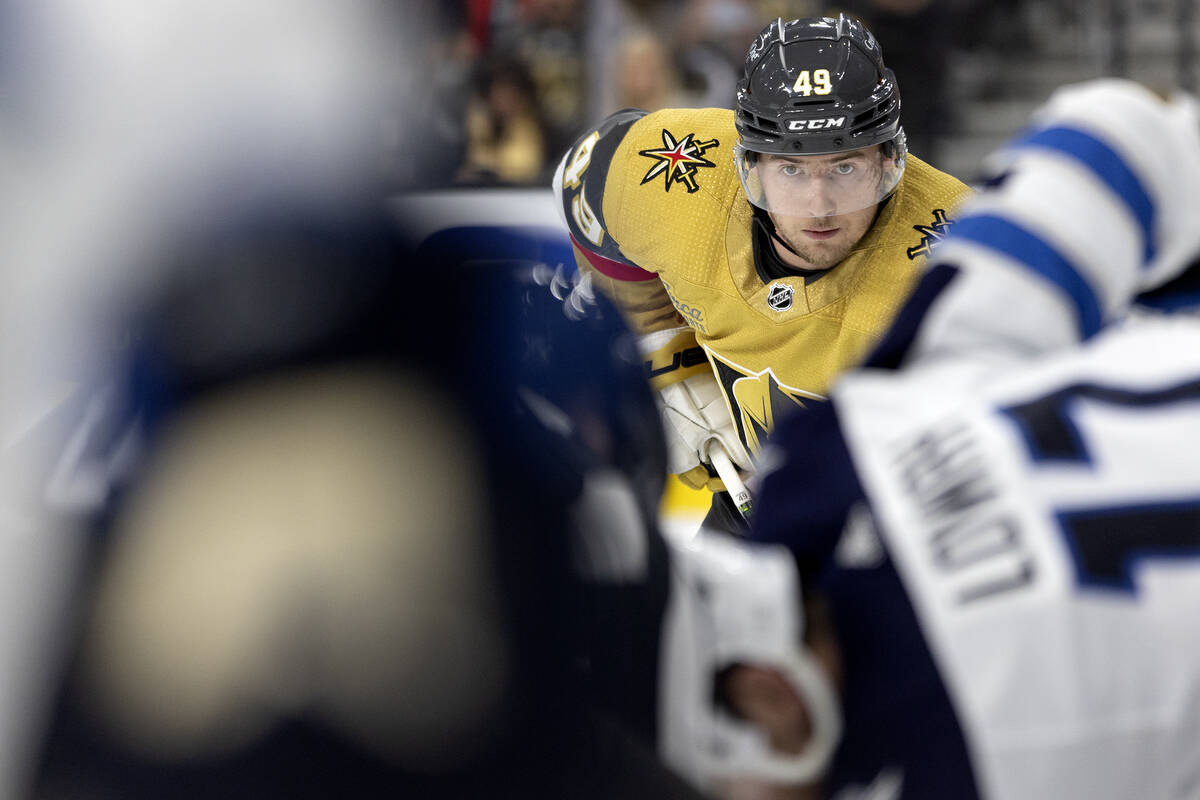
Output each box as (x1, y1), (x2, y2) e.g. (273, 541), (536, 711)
(733, 134), (906, 217)
(734, 15), (906, 208)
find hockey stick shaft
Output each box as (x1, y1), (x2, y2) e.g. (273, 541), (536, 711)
(709, 445), (753, 520)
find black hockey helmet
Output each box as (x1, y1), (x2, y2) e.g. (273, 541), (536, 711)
(733, 15), (907, 215)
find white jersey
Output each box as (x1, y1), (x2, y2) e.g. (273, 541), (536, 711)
(835, 315), (1200, 799)
(751, 79), (1200, 798)
(898, 79), (1200, 370)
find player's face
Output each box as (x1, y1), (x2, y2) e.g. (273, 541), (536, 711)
(757, 148), (884, 270)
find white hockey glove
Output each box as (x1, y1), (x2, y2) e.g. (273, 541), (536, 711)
(658, 528), (842, 789)
(639, 327), (753, 493)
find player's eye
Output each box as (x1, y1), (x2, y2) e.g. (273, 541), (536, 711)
(780, 164), (801, 177)
(833, 162), (855, 176)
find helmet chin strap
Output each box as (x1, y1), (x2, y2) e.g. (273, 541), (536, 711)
(752, 207), (812, 266)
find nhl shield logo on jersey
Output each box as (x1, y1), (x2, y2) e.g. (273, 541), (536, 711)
(639, 129), (719, 193)
(906, 208), (955, 259)
(766, 282), (794, 311)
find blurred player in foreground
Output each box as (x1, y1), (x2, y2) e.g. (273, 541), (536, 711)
(28, 212), (838, 799)
(554, 14), (971, 531)
(0, 0), (410, 794)
(740, 78), (1200, 798)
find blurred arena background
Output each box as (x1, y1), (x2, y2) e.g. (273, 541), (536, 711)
(411, 0), (1200, 189)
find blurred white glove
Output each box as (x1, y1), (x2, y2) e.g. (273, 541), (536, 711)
(639, 327), (753, 492)
(658, 527), (842, 789)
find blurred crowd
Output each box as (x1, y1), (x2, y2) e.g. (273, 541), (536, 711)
(414, 0), (1038, 189)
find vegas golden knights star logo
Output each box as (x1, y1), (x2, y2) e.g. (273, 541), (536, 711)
(907, 208), (955, 259)
(709, 350), (823, 454)
(639, 129), (719, 193)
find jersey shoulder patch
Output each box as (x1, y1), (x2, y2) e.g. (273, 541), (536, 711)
(603, 108), (741, 272)
(888, 156), (974, 261)
(558, 108), (742, 280)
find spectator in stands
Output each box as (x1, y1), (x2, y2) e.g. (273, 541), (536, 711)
(382, 2), (477, 189)
(612, 28), (685, 112)
(460, 56), (550, 184)
(492, 0), (589, 162)
(673, 0), (765, 109)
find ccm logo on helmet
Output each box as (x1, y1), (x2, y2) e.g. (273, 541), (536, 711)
(787, 117), (846, 131)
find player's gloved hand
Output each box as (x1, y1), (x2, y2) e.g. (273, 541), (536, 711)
(639, 327), (753, 492)
(658, 528), (842, 790)
(660, 374), (754, 492)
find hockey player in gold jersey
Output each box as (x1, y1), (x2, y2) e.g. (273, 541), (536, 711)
(554, 14), (971, 530)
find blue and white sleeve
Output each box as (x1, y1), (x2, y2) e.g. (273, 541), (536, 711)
(887, 80), (1200, 367)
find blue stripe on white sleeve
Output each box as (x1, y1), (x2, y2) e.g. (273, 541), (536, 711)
(949, 214), (1104, 339)
(1008, 125), (1157, 267)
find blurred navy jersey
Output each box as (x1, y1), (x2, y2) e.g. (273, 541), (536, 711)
(751, 400), (980, 799)
(30, 210), (702, 800)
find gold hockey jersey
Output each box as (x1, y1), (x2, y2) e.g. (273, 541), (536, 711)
(556, 106), (972, 455)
